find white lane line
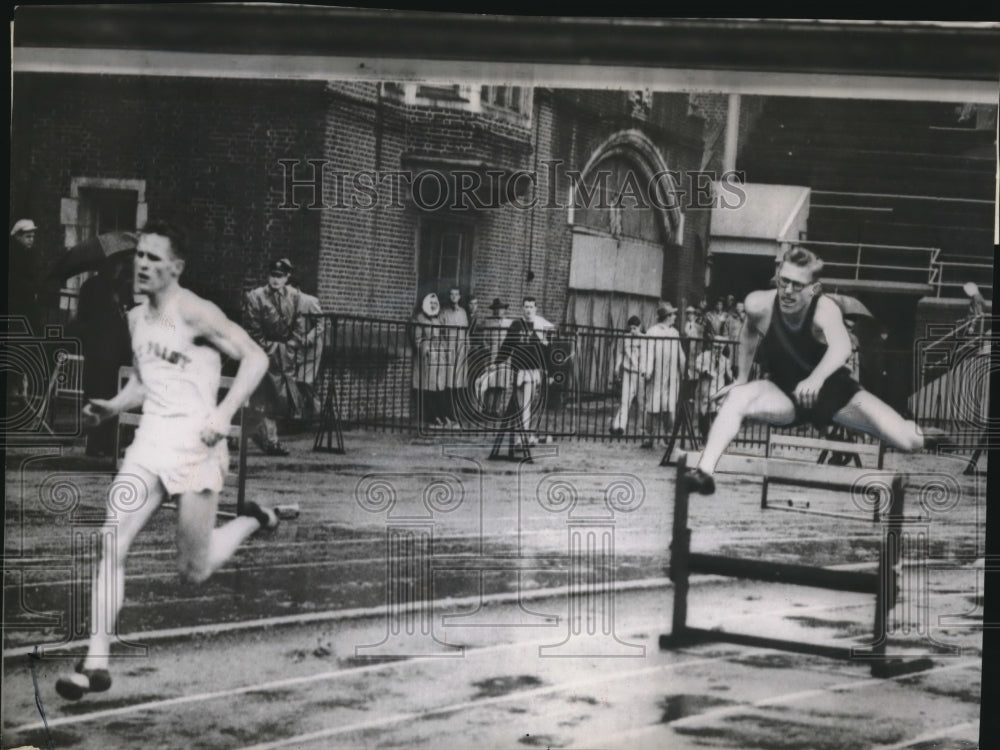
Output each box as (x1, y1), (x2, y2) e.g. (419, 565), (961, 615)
(7, 623), (709, 735)
(873, 720), (980, 749)
(574, 658), (982, 749)
(236, 658), (729, 750)
(237, 657), (984, 750)
(2, 576), (671, 659)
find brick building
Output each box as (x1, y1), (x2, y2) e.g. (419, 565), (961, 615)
(10, 74), (725, 329)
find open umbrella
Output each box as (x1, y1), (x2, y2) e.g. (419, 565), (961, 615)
(48, 231), (137, 280)
(827, 292), (874, 320)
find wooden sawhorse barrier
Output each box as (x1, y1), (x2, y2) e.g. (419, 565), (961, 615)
(659, 452), (934, 677)
(488, 388), (534, 462)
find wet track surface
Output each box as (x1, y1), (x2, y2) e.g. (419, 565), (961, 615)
(3, 432), (987, 749)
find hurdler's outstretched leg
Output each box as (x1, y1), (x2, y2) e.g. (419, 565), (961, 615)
(832, 391), (945, 452)
(687, 381), (797, 494)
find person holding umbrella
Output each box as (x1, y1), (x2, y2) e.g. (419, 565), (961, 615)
(69, 248), (138, 457)
(683, 245), (945, 495)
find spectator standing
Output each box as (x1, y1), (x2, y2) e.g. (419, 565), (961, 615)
(611, 315), (648, 436)
(7, 219), (48, 333)
(243, 258), (306, 455)
(465, 293), (490, 412)
(70, 252), (136, 457)
(294, 291), (325, 421)
(705, 297), (728, 338)
(477, 298), (513, 417)
(693, 333), (731, 440)
(643, 302), (686, 448)
(440, 286), (469, 427)
(494, 297), (548, 445)
(412, 293), (449, 429)
(726, 300), (747, 339)
(683, 304), (703, 340)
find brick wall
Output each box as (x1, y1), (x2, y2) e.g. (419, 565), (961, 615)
(10, 73), (325, 320)
(12, 74), (711, 329)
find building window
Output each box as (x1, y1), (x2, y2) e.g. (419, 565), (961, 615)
(60, 177), (146, 316)
(78, 188), (138, 238)
(481, 85), (532, 121)
(418, 218), (474, 301)
(415, 84), (470, 102)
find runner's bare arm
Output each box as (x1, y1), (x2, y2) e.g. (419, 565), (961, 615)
(183, 292), (269, 425)
(804, 296), (853, 385)
(733, 290), (768, 383)
(83, 359), (146, 426)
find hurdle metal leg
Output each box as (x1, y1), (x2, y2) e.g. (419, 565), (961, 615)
(660, 454), (692, 647)
(660, 463), (934, 676)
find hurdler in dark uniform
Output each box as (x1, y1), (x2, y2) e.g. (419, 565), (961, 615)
(757, 292), (860, 429)
(682, 245), (945, 495)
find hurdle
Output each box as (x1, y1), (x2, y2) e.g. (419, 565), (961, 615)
(659, 452), (934, 677)
(762, 428), (886, 521)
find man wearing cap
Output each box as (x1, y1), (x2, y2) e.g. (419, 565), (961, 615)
(643, 302), (685, 448)
(476, 298), (513, 416)
(611, 315), (649, 436)
(8, 219), (47, 333)
(243, 258), (306, 455)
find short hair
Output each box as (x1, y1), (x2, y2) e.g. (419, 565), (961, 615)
(777, 245), (823, 281)
(523, 296), (536, 305)
(140, 219), (188, 260)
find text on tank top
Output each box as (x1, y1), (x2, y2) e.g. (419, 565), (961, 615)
(131, 296), (222, 419)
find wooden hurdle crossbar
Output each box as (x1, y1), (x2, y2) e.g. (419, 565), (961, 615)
(762, 430), (886, 521)
(659, 452), (933, 677)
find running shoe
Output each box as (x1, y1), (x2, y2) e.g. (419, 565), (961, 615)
(682, 467), (716, 495)
(55, 662), (112, 701)
(239, 500), (280, 531)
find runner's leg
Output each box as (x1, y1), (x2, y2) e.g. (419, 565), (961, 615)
(84, 466), (164, 671)
(696, 380), (796, 475)
(175, 489), (263, 584)
(831, 390), (927, 451)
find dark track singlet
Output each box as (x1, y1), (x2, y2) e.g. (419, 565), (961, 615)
(758, 293), (861, 428)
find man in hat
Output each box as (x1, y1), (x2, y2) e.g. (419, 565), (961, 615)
(7, 219), (47, 333)
(54, 219), (276, 701)
(476, 298), (513, 416)
(243, 258), (306, 455)
(611, 315), (649, 436)
(643, 302), (685, 448)
(682, 304), (703, 341)
(683, 245), (946, 495)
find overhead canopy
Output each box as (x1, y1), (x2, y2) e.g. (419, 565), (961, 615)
(710, 183), (811, 257)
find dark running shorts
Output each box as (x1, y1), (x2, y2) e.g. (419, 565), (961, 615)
(772, 368), (862, 430)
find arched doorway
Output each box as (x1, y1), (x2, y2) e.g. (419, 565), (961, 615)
(566, 130), (680, 331)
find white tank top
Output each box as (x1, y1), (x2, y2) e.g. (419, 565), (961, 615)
(130, 292), (222, 421)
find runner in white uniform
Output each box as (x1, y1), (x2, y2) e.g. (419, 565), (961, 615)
(56, 220), (274, 701)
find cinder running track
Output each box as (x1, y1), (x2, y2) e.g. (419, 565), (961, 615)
(3, 432), (986, 749)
